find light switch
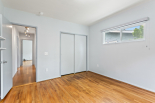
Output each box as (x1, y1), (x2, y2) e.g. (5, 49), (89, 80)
(44, 52), (48, 55)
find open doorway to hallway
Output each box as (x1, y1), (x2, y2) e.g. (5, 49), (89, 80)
(12, 25), (37, 87)
(23, 40), (33, 66)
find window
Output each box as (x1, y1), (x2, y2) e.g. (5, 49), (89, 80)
(102, 18), (148, 44)
(104, 29), (121, 44)
(122, 24), (145, 42)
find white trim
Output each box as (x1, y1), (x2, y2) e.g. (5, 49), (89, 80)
(103, 39), (145, 45)
(11, 22), (38, 82)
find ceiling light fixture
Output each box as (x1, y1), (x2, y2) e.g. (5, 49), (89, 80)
(25, 27), (29, 30)
(25, 27), (29, 37)
(24, 30), (27, 33)
(8, 25), (12, 28)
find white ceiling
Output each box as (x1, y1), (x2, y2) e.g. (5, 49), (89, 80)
(2, 0), (146, 26)
(14, 25), (36, 34)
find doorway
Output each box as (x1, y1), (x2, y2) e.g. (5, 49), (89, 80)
(22, 40), (32, 66)
(12, 25), (37, 87)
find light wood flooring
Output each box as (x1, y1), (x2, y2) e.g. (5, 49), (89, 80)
(1, 70), (155, 103)
(23, 60), (32, 66)
(13, 61), (36, 87)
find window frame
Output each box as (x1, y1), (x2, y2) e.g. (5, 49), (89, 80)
(103, 22), (146, 45)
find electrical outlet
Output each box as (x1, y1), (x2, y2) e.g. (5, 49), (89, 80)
(46, 68), (48, 72)
(97, 64), (99, 67)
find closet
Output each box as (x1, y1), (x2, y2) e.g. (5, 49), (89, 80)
(61, 33), (87, 75)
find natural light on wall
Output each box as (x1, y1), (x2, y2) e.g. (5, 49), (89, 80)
(102, 17), (148, 44)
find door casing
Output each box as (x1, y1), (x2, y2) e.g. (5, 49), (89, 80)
(11, 23), (38, 82)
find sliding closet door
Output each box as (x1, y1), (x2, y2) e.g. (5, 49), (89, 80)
(61, 34), (74, 75)
(75, 35), (87, 73)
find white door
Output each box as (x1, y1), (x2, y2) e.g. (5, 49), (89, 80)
(61, 34), (74, 75)
(75, 35), (86, 73)
(0, 15), (12, 99)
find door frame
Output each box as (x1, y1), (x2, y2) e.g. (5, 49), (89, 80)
(11, 22), (38, 82)
(60, 32), (88, 77)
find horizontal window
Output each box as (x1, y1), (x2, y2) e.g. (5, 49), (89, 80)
(103, 23), (145, 44)
(102, 18), (149, 44)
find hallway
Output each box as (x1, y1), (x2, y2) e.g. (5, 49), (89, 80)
(13, 61), (36, 87)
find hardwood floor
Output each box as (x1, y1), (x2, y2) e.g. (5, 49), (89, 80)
(23, 60), (32, 66)
(13, 61), (36, 87)
(1, 71), (155, 103)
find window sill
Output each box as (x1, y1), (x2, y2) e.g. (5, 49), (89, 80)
(103, 39), (145, 45)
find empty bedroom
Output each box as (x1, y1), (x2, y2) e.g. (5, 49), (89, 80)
(0, 0), (155, 102)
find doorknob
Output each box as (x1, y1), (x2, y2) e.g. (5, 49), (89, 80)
(3, 61), (7, 63)
(0, 61), (7, 64)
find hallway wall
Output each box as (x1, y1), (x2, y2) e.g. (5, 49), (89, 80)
(17, 34), (20, 68)
(34, 32), (36, 67)
(12, 26), (19, 77)
(3, 7), (89, 82)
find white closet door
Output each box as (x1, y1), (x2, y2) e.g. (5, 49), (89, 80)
(61, 34), (74, 75)
(75, 35), (86, 73)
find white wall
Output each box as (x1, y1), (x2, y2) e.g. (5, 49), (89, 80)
(17, 34), (20, 68)
(4, 7), (89, 82)
(12, 26), (19, 77)
(89, 0), (155, 92)
(0, 0), (3, 14)
(34, 32), (36, 67)
(23, 40), (32, 61)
